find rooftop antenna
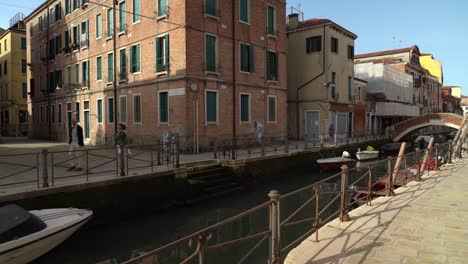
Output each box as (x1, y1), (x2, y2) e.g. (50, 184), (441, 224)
(290, 2), (304, 21)
(392, 36), (396, 48)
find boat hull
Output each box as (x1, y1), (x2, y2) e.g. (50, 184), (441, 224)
(317, 159), (357, 170)
(356, 151), (379, 161)
(0, 209), (92, 264)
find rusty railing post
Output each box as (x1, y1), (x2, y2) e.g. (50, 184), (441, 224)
(314, 185), (320, 242)
(448, 140), (452, 164)
(268, 190), (281, 264)
(367, 165), (373, 206)
(176, 136), (180, 168)
(415, 149), (422, 182)
(41, 149), (49, 188)
(434, 143), (440, 170)
(339, 165), (350, 222)
(387, 156), (395, 195)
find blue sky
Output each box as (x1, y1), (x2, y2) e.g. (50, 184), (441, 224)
(1, 0), (467, 94)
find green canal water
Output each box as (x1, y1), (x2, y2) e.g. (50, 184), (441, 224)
(35, 158), (397, 264)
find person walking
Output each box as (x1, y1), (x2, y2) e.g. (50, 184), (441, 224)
(115, 123), (128, 176)
(67, 119), (84, 171)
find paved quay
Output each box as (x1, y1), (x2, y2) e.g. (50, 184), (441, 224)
(285, 157), (468, 264)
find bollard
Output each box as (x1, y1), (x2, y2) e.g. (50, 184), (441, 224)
(268, 190), (281, 264)
(387, 156), (395, 195)
(448, 140), (452, 164)
(339, 165), (350, 222)
(41, 149), (49, 188)
(434, 144), (440, 170)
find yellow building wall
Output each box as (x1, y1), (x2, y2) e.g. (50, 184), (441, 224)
(420, 55), (443, 84)
(0, 30), (28, 136)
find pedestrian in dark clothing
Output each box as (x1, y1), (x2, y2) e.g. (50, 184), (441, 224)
(116, 123), (128, 176)
(67, 119), (85, 171)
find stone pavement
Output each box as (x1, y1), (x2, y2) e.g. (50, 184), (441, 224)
(285, 157), (468, 264)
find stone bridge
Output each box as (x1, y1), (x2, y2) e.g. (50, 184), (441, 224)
(390, 113), (464, 142)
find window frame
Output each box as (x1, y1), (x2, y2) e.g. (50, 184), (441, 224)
(119, 95), (127, 124)
(107, 97), (114, 124)
(96, 56), (103, 81)
(267, 95), (277, 123)
(239, 93), (251, 124)
(239, 0), (250, 24)
(205, 89), (219, 125)
(96, 13), (102, 39)
(129, 43), (141, 74)
(267, 4), (277, 37)
(156, 34), (170, 73)
(204, 33), (218, 74)
(266, 50), (278, 81)
(239, 42), (254, 74)
(347, 45), (354, 59)
(133, 93), (142, 125)
(204, 0), (218, 18)
(97, 98), (104, 124)
(158, 90), (169, 124)
(331, 37), (339, 53)
(306, 36), (322, 53)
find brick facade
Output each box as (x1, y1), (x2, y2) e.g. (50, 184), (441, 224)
(25, 0), (287, 151)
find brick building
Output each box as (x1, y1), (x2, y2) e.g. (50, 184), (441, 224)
(25, 0), (287, 151)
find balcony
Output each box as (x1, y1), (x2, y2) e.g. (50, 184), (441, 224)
(156, 58), (169, 73)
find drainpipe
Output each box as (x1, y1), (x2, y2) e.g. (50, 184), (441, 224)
(231, 0), (236, 159)
(296, 25), (327, 140)
(112, 0), (118, 138)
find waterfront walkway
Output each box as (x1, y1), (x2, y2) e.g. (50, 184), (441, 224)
(285, 157), (468, 264)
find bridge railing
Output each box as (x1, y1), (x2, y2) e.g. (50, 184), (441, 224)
(120, 141), (459, 264)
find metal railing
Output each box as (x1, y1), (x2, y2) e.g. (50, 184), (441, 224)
(0, 141), (179, 190)
(121, 140), (460, 264)
(213, 131), (387, 160)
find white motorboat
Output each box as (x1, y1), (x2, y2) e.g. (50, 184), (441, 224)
(0, 204), (93, 264)
(356, 150), (380, 161)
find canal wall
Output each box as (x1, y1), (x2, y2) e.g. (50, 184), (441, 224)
(0, 139), (389, 225)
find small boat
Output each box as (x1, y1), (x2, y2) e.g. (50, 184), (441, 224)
(317, 152), (357, 170)
(380, 142), (412, 156)
(0, 204), (93, 264)
(356, 148), (379, 161)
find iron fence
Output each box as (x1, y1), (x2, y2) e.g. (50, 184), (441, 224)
(121, 140), (458, 264)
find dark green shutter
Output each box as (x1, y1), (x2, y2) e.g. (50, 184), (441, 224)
(156, 37), (161, 70)
(241, 94), (249, 122)
(133, 0), (141, 22)
(165, 36), (169, 67)
(136, 44), (141, 72)
(317, 36), (322, 52)
(159, 92), (168, 123)
(274, 53), (278, 80)
(98, 100), (102, 123)
(159, 0), (168, 16)
(205, 0), (217, 16)
(206, 36), (216, 72)
(97, 57), (102, 80)
(306, 38), (311, 53)
(240, 0), (248, 22)
(268, 6), (275, 35)
(249, 45), (254, 72)
(206, 91), (217, 122)
(266, 51), (270, 79)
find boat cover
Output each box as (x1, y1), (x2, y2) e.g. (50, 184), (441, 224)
(0, 204), (46, 244)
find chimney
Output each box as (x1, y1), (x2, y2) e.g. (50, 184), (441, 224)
(288, 13), (299, 29)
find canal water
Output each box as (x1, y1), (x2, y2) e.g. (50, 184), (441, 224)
(35, 157), (396, 264)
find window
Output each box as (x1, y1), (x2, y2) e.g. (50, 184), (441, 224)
(130, 44), (141, 73)
(133, 95), (142, 123)
(331, 72), (336, 99)
(0, 64), (2, 76)
(331, 37), (338, 53)
(4, 61), (7, 74)
(268, 96), (277, 123)
(30, 21), (33, 37)
(240, 94), (250, 122)
(39, 16), (43, 32)
(65, 0), (70, 15)
(240, 0), (249, 23)
(119, 49), (127, 80)
(73, 0), (79, 11)
(22, 83), (27, 98)
(205, 34), (217, 72)
(267, 6), (276, 36)
(55, 35), (62, 55)
(96, 14), (102, 38)
(119, 1), (126, 33)
(21, 38), (26, 49)
(133, 0), (141, 23)
(158, 0), (168, 17)
(46, 106), (49, 123)
(204, 0), (217, 17)
(3, 40), (6, 51)
(40, 107), (43, 123)
(54, 3), (61, 21)
(97, 99), (103, 123)
(81, 20), (89, 48)
(108, 97), (114, 123)
(119, 96), (127, 123)
(205, 90), (218, 123)
(96, 56), (102, 81)
(156, 35), (169, 72)
(348, 76), (352, 101)
(82, 61), (89, 86)
(21, 60), (27, 73)
(266, 51), (278, 81)
(65, 30), (71, 51)
(107, 9), (114, 37)
(66, 66), (71, 87)
(347, 45), (354, 59)
(306, 36), (321, 53)
(58, 104), (62, 124)
(108, 53), (114, 82)
(240, 43), (254, 73)
(72, 25), (80, 48)
(74, 64), (79, 84)
(159, 91), (168, 123)
(75, 102), (80, 122)
(51, 105), (55, 123)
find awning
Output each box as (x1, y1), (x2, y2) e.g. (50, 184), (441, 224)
(374, 102), (419, 117)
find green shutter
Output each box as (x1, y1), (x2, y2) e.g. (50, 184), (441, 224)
(108, 53), (114, 81)
(266, 51), (270, 79)
(274, 53), (278, 80)
(206, 36), (216, 72)
(97, 100), (102, 123)
(159, 0), (168, 16)
(240, 44), (246, 72)
(206, 91), (217, 122)
(133, 0), (141, 22)
(268, 6), (275, 35)
(317, 36), (322, 52)
(156, 37), (162, 71)
(108, 98), (114, 123)
(136, 44), (141, 72)
(248, 46), (254, 72)
(159, 92), (168, 123)
(241, 94), (249, 122)
(129, 47), (134, 73)
(165, 36), (169, 67)
(240, 0), (249, 22)
(97, 57), (102, 80)
(306, 38), (311, 53)
(205, 0), (217, 16)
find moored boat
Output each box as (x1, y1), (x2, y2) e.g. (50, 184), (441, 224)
(317, 157), (357, 170)
(356, 150), (379, 161)
(0, 204), (93, 264)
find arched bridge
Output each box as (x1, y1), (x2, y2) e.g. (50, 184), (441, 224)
(390, 113), (464, 142)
